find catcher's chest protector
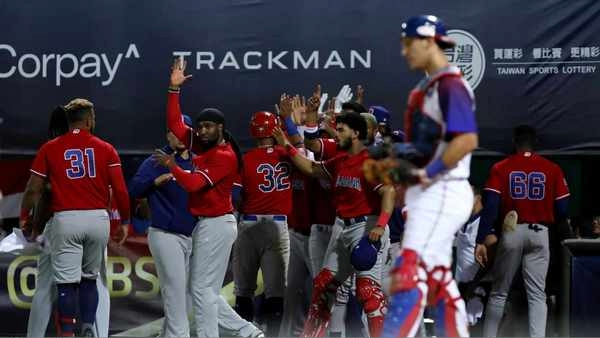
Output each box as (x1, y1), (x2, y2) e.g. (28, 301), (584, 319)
(403, 68), (462, 166)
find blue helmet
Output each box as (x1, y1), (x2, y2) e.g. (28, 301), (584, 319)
(369, 105), (391, 125)
(401, 15), (455, 48)
(351, 236), (382, 271)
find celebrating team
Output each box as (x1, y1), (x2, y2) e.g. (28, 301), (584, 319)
(20, 14), (569, 338)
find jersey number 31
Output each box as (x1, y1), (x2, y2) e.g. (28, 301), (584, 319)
(509, 171), (545, 200)
(65, 148), (96, 179)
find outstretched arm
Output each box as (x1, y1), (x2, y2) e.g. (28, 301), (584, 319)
(167, 57), (193, 147)
(272, 127), (328, 179)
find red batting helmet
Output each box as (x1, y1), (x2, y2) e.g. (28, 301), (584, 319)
(250, 111), (279, 138)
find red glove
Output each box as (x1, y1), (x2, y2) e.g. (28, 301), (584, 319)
(390, 249), (419, 292)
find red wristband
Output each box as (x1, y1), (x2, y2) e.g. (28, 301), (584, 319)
(286, 144), (299, 157)
(376, 211), (391, 228)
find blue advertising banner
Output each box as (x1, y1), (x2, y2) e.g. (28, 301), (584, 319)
(1, 0), (599, 154)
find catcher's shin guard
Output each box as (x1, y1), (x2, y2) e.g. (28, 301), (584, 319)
(428, 267), (469, 337)
(382, 250), (426, 337)
(356, 277), (387, 337)
(301, 269), (339, 337)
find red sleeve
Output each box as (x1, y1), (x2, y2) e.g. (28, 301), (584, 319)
(196, 150), (237, 186)
(30, 144), (49, 178)
(170, 165), (210, 192)
(554, 166), (570, 200)
(171, 147), (237, 192)
(319, 138), (337, 160)
(167, 91), (192, 148)
(108, 165), (131, 224)
(484, 164), (503, 195)
(233, 172), (243, 188)
(106, 143), (121, 168)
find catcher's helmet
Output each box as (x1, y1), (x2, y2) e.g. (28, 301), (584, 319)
(250, 111), (279, 138)
(351, 236), (382, 271)
(401, 15), (455, 48)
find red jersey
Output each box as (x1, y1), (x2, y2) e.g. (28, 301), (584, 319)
(321, 149), (382, 218)
(30, 129), (121, 212)
(485, 152), (570, 224)
(310, 177), (336, 226)
(318, 138), (339, 160)
(179, 143), (238, 217)
(239, 146), (292, 215)
(288, 171), (312, 235)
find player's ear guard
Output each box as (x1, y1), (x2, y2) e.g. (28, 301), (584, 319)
(351, 236), (382, 271)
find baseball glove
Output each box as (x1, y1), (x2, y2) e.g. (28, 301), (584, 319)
(502, 210), (518, 232)
(363, 157), (419, 185)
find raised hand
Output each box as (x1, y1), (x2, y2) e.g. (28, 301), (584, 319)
(272, 127), (289, 146)
(307, 85), (321, 112)
(335, 84), (353, 112)
(278, 93), (294, 119)
(170, 57), (193, 88)
(356, 85), (365, 105)
(291, 95), (306, 124)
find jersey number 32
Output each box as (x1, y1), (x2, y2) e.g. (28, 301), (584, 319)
(257, 162), (290, 192)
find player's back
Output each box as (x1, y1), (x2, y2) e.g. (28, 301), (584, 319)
(488, 151), (569, 224)
(31, 128), (120, 212)
(240, 145), (292, 215)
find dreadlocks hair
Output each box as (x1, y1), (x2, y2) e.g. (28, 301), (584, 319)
(223, 130), (244, 173)
(48, 106), (69, 139)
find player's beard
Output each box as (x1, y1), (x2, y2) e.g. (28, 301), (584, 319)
(199, 135), (219, 150)
(338, 137), (352, 151)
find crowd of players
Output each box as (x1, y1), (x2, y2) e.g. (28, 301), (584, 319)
(15, 14), (577, 338)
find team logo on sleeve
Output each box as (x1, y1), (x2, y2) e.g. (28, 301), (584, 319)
(445, 30), (486, 89)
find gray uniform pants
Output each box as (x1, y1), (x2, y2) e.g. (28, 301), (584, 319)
(148, 227), (192, 337)
(49, 210), (109, 283)
(309, 224), (332, 278)
(279, 230), (312, 337)
(483, 223), (550, 337)
(233, 215), (290, 298)
(190, 214), (260, 338)
(28, 219), (110, 337)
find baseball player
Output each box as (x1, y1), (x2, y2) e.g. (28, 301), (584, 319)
(455, 186), (483, 285)
(279, 164), (315, 337)
(303, 108), (382, 337)
(25, 106), (113, 338)
(381, 15), (478, 337)
(20, 98), (131, 337)
(155, 58), (263, 338)
(233, 111), (292, 336)
(128, 118), (197, 337)
(273, 112), (394, 338)
(475, 125), (570, 337)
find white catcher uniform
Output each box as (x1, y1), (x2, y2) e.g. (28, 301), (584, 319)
(383, 65), (477, 337)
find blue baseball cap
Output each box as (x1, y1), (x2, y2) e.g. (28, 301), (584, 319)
(369, 106), (391, 125)
(401, 15), (455, 48)
(182, 114), (193, 128)
(351, 236), (382, 271)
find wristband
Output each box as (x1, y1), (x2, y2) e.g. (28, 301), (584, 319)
(376, 211), (391, 228)
(286, 144), (299, 157)
(168, 86), (180, 93)
(121, 219), (131, 225)
(284, 116), (299, 137)
(425, 158), (448, 178)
